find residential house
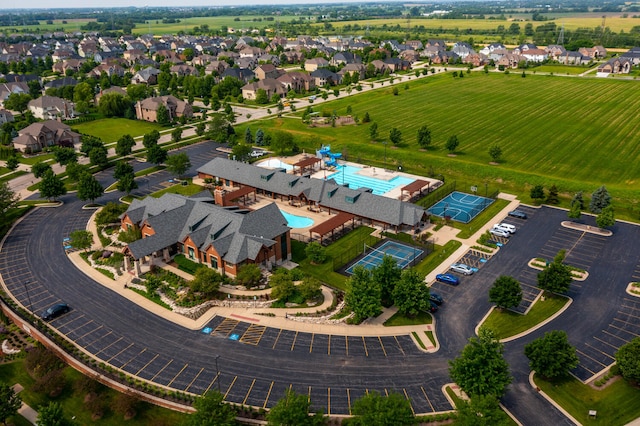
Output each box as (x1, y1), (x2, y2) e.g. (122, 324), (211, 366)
(620, 47), (640, 65)
(52, 58), (84, 74)
(0, 82), (29, 106)
(205, 60), (229, 76)
(28, 96), (75, 120)
(12, 120), (81, 153)
(95, 86), (128, 103)
(170, 64), (199, 76)
(131, 67), (160, 85)
(339, 63), (366, 80)
(258, 54), (280, 66)
(254, 63), (282, 80)
(597, 57), (632, 74)
(135, 95), (193, 122)
(497, 53), (522, 69)
(579, 46), (606, 59)
(44, 77), (78, 91)
(310, 68), (339, 87)
(452, 42), (475, 59)
(545, 44), (567, 60)
(120, 192), (291, 277)
(235, 57), (256, 70)
(0, 109), (14, 124)
(479, 43), (507, 56)
(239, 46), (265, 59)
(304, 57), (329, 72)
(330, 52), (361, 67)
(277, 71), (315, 93)
(241, 78), (285, 101)
(405, 40), (424, 50)
(220, 67), (255, 83)
(558, 51), (589, 65)
(88, 63), (125, 79)
(520, 48), (548, 63)
(399, 50), (420, 63)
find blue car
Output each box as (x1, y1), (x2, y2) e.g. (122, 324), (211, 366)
(436, 273), (460, 286)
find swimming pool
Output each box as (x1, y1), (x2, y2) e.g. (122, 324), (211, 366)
(257, 158), (294, 171)
(327, 165), (415, 195)
(280, 210), (314, 228)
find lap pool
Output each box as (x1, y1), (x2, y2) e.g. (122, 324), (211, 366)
(280, 210), (314, 228)
(327, 165), (414, 195)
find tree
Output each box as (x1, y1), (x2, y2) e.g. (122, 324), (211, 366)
(98, 92), (129, 117)
(267, 389), (325, 426)
(298, 277), (322, 301)
(530, 184), (545, 203)
(39, 170), (66, 201)
(567, 201), (581, 220)
(615, 337), (640, 383)
(32, 161), (52, 178)
(255, 88), (269, 105)
(537, 250), (572, 294)
(184, 391), (236, 426)
(369, 122), (378, 140)
(0, 182), (18, 225)
(489, 144), (502, 162)
(89, 145), (108, 167)
(5, 156), (18, 171)
(488, 275), (522, 309)
(255, 128), (265, 146)
(0, 382), (22, 426)
(117, 170), (138, 195)
(235, 264), (262, 288)
(142, 130), (161, 149)
(65, 162), (88, 182)
(362, 112), (370, 123)
(165, 153), (191, 179)
(113, 161), (134, 181)
(244, 127), (253, 145)
(388, 127), (402, 145)
(571, 191), (585, 210)
(190, 267), (223, 297)
(69, 230), (93, 252)
(147, 144), (168, 165)
(449, 327), (511, 398)
(77, 172), (104, 203)
(373, 255), (401, 306)
(456, 395), (512, 426)
(350, 391), (414, 426)
(446, 135), (459, 152)
(195, 122), (206, 136)
(590, 185), (611, 213)
(345, 266), (382, 322)
(231, 143), (252, 162)
(52, 147), (77, 166)
(206, 114), (231, 143)
(270, 131), (295, 154)
(37, 401), (71, 426)
(392, 268), (431, 317)
(73, 81), (93, 104)
(305, 242), (326, 264)
(171, 127), (183, 143)
(270, 273), (296, 302)
(524, 330), (579, 379)
(80, 135), (104, 156)
(546, 184), (559, 204)
(156, 104), (170, 125)
(596, 205), (615, 229)
(4, 93), (31, 112)
(116, 134), (135, 157)
(417, 125), (432, 149)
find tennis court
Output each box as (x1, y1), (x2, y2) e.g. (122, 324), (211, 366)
(427, 191), (494, 224)
(345, 240), (424, 275)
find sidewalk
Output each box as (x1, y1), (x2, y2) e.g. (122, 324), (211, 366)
(12, 384), (38, 425)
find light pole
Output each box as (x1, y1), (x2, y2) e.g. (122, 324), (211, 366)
(23, 280), (33, 312)
(215, 355), (221, 393)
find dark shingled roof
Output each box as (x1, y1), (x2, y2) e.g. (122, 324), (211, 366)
(124, 193), (289, 263)
(197, 158), (426, 228)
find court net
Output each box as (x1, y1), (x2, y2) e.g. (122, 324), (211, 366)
(363, 243), (413, 266)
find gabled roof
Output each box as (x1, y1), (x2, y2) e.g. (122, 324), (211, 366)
(124, 193), (289, 263)
(197, 158), (426, 228)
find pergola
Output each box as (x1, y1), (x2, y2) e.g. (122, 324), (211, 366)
(293, 156), (321, 175)
(224, 185), (257, 205)
(309, 212), (356, 244)
(401, 179), (430, 200)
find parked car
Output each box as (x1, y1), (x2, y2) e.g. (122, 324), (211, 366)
(249, 150), (265, 158)
(428, 303), (438, 313)
(436, 273), (460, 286)
(494, 223), (516, 234)
(450, 263), (474, 275)
(429, 293), (444, 305)
(490, 227), (510, 238)
(508, 209), (528, 219)
(41, 303), (70, 321)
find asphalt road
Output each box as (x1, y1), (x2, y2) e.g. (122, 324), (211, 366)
(3, 142), (640, 423)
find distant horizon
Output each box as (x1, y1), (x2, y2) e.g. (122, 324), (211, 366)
(4, 0), (414, 11)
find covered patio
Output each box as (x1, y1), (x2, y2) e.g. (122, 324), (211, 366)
(309, 212), (357, 245)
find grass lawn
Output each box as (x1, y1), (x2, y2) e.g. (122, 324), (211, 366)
(0, 359), (188, 425)
(384, 311), (432, 326)
(292, 226), (378, 291)
(236, 72), (640, 221)
(150, 182), (204, 198)
(530, 64), (597, 75)
(534, 374), (640, 425)
(451, 199), (510, 239)
(72, 118), (164, 143)
(414, 240), (463, 279)
(18, 153), (55, 165)
(482, 293), (569, 340)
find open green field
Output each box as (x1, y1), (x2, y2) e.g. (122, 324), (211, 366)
(72, 118), (163, 143)
(242, 72), (640, 218)
(530, 64), (597, 75)
(323, 14), (639, 34)
(535, 374), (640, 425)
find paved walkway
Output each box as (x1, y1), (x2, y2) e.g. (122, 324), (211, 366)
(68, 192), (522, 343)
(12, 384), (38, 425)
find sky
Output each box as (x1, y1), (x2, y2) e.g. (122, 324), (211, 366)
(4, 0), (400, 10)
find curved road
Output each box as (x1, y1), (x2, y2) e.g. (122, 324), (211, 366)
(2, 141), (639, 423)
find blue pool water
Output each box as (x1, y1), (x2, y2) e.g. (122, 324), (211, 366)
(280, 210), (314, 228)
(327, 165), (414, 195)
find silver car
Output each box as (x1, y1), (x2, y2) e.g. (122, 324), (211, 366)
(490, 227), (510, 238)
(494, 223), (516, 234)
(450, 263), (474, 275)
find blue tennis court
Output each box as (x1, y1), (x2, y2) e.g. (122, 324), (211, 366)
(428, 191), (494, 223)
(345, 240), (424, 274)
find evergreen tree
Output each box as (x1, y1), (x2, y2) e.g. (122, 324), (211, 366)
(417, 125), (432, 149)
(589, 185), (611, 213)
(255, 129), (265, 146)
(546, 184), (559, 204)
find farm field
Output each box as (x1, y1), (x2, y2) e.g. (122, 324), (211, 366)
(0, 15), (299, 35)
(241, 72), (640, 213)
(72, 118), (164, 143)
(322, 14), (639, 34)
